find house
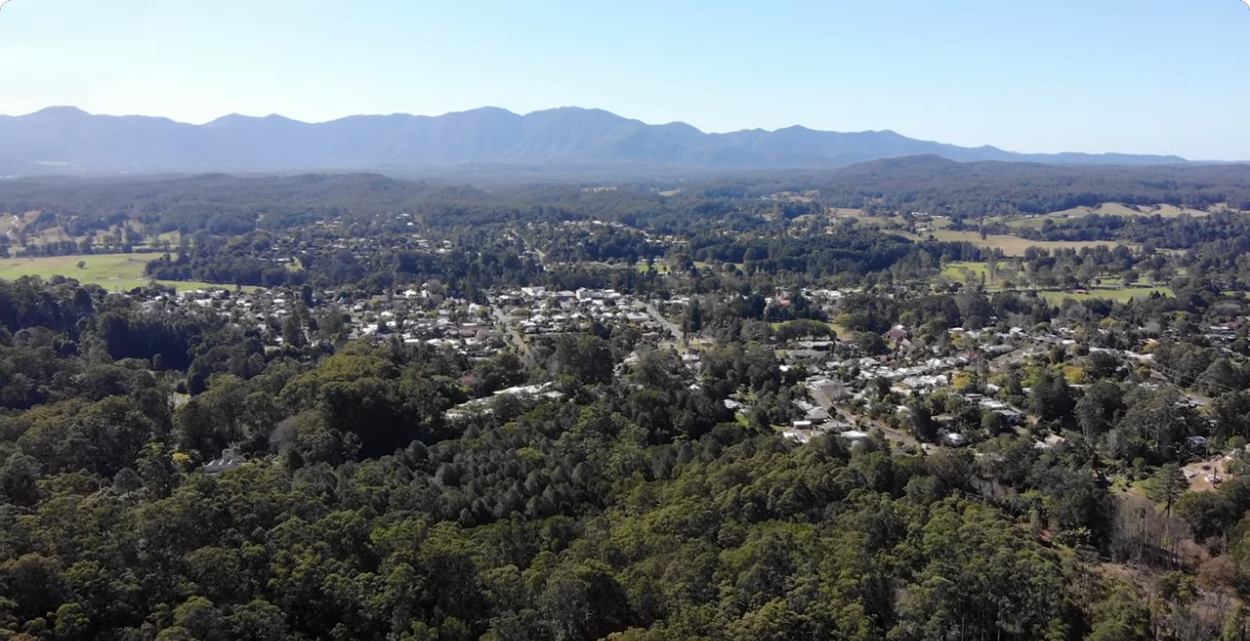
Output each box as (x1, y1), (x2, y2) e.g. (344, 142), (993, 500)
(994, 409), (1022, 425)
(204, 448), (244, 475)
(807, 378), (848, 406)
(806, 407), (831, 422)
(840, 430), (872, 443)
(1034, 434), (1067, 450)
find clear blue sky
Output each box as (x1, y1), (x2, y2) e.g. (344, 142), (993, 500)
(0, 0), (1246, 159)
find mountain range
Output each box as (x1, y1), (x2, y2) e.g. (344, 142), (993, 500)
(0, 106), (1189, 176)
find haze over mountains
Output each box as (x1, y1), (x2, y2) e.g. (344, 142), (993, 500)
(0, 106), (1189, 176)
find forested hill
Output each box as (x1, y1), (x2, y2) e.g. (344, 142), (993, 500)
(705, 156), (1250, 214)
(4, 160), (1250, 239)
(0, 174), (437, 236)
(0, 106), (1186, 175)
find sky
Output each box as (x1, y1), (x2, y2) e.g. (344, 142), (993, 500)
(0, 0), (1247, 159)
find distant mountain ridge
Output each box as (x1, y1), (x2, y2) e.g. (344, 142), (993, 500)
(0, 106), (1189, 175)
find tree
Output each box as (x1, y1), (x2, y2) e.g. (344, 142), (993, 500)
(282, 315), (306, 349)
(1147, 464), (1188, 516)
(681, 300), (703, 336)
(906, 403), (938, 443)
(1086, 350), (1124, 381)
(1030, 369), (1075, 422)
(52, 602), (89, 641)
(855, 331), (888, 356)
(550, 334), (614, 386)
(228, 599), (288, 641)
(1175, 491), (1239, 542)
(1118, 389), (1204, 462)
(0, 454), (41, 507)
(1212, 390), (1250, 440)
(1197, 358), (1243, 398)
(1221, 602), (1246, 641)
(981, 409), (1006, 436)
(1076, 381), (1123, 440)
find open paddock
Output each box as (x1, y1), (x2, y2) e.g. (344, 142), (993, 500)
(0, 254), (235, 292)
(1038, 287), (1174, 304)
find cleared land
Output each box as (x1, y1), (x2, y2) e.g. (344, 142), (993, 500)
(940, 261), (991, 282)
(916, 229), (1133, 256)
(0, 254), (231, 292)
(2, 210), (181, 250)
(1007, 203), (1210, 230)
(636, 262), (672, 274)
(939, 261), (1172, 303)
(1038, 287), (1174, 304)
(1182, 456), (1231, 493)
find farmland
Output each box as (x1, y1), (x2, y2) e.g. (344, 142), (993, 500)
(917, 229), (1132, 256)
(0, 253), (230, 292)
(1038, 287), (1174, 304)
(937, 260), (1174, 303)
(836, 211), (1137, 256)
(940, 261), (991, 282)
(1007, 203), (1211, 229)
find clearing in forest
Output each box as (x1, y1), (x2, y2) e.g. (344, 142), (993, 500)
(0, 253), (229, 292)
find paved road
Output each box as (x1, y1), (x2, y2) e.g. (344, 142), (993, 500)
(646, 303), (684, 344)
(492, 306), (530, 356)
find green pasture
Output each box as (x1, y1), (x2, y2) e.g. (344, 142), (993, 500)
(0, 254), (235, 292)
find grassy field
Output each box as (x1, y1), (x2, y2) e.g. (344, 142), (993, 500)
(145, 230), (182, 247)
(1039, 287), (1174, 304)
(915, 229), (1134, 256)
(938, 261), (1171, 303)
(941, 261), (991, 281)
(1050, 203), (1145, 218)
(0, 254), (232, 292)
(636, 262), (672, 274)
(1006, 203), (1209, 230)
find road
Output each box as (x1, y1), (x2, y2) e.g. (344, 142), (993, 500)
(646, 303), (684, 344)
(492, 306), (530, 357)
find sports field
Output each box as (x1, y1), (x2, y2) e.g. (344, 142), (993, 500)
(0, 254), (230, 292)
